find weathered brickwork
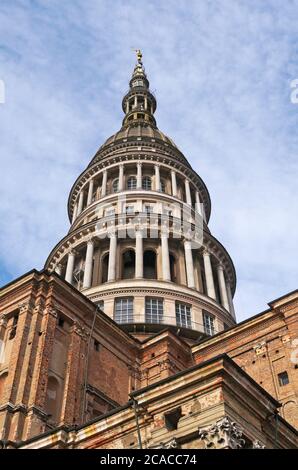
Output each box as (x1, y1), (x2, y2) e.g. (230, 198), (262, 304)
(0, 270), (297, 448)
(0, 270), (138, 441)
(17, 356), (298, 449)
(192, 290), (298, 428)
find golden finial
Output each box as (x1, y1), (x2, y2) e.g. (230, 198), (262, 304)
(134, 49), (143, 64)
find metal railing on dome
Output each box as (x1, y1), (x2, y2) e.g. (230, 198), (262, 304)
(110, 313), (223, 337)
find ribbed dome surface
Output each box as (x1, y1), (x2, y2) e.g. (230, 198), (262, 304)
(99, 123), (179, 150)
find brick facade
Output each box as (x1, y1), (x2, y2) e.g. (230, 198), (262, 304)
(0, 270), (297, 448)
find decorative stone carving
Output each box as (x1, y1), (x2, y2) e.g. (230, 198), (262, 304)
(198, 416), (245, 449)
(154, 438), (179, 449)
(253, 341), (266, 356)
(18, 300), (35, 313)
(46, 306), (58, 318)
(252, 440), (265, 449)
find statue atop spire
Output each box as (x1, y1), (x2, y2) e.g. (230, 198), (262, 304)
(134, 49), (143, 64)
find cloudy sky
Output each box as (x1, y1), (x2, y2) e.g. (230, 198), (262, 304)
(0, 0), (297, 322)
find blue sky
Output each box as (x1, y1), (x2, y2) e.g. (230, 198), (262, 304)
(0, 0), (298, 321)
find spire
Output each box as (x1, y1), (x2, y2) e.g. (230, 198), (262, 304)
(122, 50), (157, 127)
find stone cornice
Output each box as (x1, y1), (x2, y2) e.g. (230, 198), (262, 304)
(86, 281), (234, 325)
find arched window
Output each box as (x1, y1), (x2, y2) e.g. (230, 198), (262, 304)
(45, 376), (61, 423)
(169, 254), (177, 283)
(122, 250), (135, 279)
(143, 250), (157, 279)
(160, 179), (166, 193)
(112, 178), (119, 193)
(127, 176), (137, 190)
(101, 253), (109, 283)
(142, 176), (152, 190)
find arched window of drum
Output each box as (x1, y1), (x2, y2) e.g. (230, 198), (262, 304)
(122, 250), (135, 279)
(142, 176), (152, 190)
(143, 250), (157, 279)
(112, 178), (119, 193)
(127, 176), (137, 190)
(45, 376), (61, 423)
(160, 179), (166, 193)
(101, 253), (109, 283)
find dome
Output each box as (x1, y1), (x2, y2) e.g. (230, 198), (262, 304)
(99, 123), (179, 150)
(45, 53), (237, 343)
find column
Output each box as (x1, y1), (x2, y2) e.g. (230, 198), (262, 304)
(185, 179), (192, 206)
(72, 203), (78, 224)
(161, 232), (171, 281)
(144, 96), (148, 110)
(203, 250), (216, 300)
(101, 169), (107, 197)
(171, 170), (177, 197)
(137, 162), (142, 189)
(87, 178), (94, 206)
(202, 204), (207, 223)
(226, 282), (236, 319)
(135, 231), (143, 278)
(195, 191), (203, 216)
(83, 239), (94, 289)
(184, 240), (195, 288)
(65, 251), (76, 285)
(155, 164), (161, 191)
(217, 264), (230, 311)
(77, 191), (84, 216)
(119, 163), (124, 191)
(107, 233), (117, 281)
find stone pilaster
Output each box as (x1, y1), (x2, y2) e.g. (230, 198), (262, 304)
(25, 305), (58, 439)
(60, 321), (87, 426)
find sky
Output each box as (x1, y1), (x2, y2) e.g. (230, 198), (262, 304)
(0, 0), (298, 322)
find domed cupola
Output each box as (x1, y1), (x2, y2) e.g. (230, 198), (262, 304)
(45, 52), (236, 342)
